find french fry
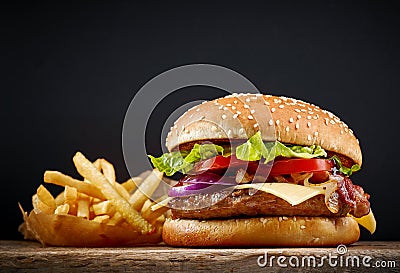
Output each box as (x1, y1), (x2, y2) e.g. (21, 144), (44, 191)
(121, 178), (138, 193)
(36, 185), (56, 210)
(142, 196), (170, 225)
(93, 215), (110, 224)
(129, 169), (163, 211)
(64, 185), (78, 204)
(92, 200), (115, 215)
(73, 152), (153, 234)
(100, 158), (116, 184)
(55, 192), (65, 206)
(107, 212), (124, 226)
(77, 193), (90, 219)
(113, 182), (131, 201)
(44, 171), (105, 200)
(141, 199), (153, 214)
(93, 158), (101, 171)
(99, 159), (131, 200)
(55, 204), (70, 215)
(32, 194), (54, 214)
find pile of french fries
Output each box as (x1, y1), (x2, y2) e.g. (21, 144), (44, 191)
(19, 152), (170, 247)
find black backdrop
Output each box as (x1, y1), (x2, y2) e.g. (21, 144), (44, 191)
(2, 1), (399, 240)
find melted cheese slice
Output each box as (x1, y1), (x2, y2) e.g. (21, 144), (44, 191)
(352, 209), (376, 234)
(234, 183), (325, 206)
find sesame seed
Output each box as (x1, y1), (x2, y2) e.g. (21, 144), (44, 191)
(295, 123), (300, 129)
(289, 117), (294, 123)
(308, 111), (314, 115)
(189, 114), (193, 118)
(294, 109), (301, 113)
(264, 101), (270, 106)
(244, 104), (250, 109)
(297, 115), (302, 120)
(245, 98), (251, 102)
(293, 216), (297, 222)
(234, 100), (238, 104)
(226, 103), (231, 106)
(223, 107), (228, 111)
(340, 130), (344, 134)
(199, 116), (205, 120)
(307, 116), (312, 120)
(271, 108), (276, 113)
(276, 120), (280, 125)
(314, 131), (319, 137)
(301, 109), (307, 113)
(218, 134), (223, 138)
(222, 114), (227, 119)
(307, 122), (311, 128)
(330, 120), (335, 125)
(250, 109), (255, 114)
(325, 119), (329, 126)
(218, 105), (223, 110)
(279, 104), (284, 109)
(233, 114), (238, 119)
(248, 115), (254, 120)
(232, 106), (236, 110)
(285, 126), (290, 132)
(269, 119), (274, 126)
(282, 216), (288, 220)
(300, 225), (306, 230)
(307, 135), (312, 141)
(279, 217), (283, 221)
(236, 111), (241, 115)
(196, 108), (200, 112)
(254, 123), (259, 128)
(185, 129), (189, 134)
(313, 115), (318, 120)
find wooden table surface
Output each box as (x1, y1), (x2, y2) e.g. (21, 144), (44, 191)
(0, 240), (398, 272)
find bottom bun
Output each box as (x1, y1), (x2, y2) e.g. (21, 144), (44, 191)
(162, 216), (360, 247)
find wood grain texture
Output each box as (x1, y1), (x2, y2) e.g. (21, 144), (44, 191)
(0, 241), (398, 272)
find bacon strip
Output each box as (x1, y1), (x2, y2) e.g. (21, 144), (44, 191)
(334, 175), (370, 218)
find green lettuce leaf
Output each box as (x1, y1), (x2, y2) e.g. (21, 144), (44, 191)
(236, 132), (327, 162)
(331, 155), (361, 176)
(148, 143), (225, 176)
(150, 132), (330, 175)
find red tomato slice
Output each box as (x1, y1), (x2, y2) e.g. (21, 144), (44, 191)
(190, 155), (258, 174)
(190, 156), (334, 179)
(270, 158), (334, 176)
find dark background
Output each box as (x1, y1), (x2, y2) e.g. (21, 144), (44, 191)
(2, 1), (399, 240)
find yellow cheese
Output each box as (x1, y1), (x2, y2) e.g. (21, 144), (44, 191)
(234, 183), (325, 206)
(353, 209), (376, 234)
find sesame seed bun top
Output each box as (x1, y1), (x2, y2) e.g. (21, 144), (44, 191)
(166, 93), (362, 166)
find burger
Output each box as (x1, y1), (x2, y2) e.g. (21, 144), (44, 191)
(149, 93), (375, 246)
